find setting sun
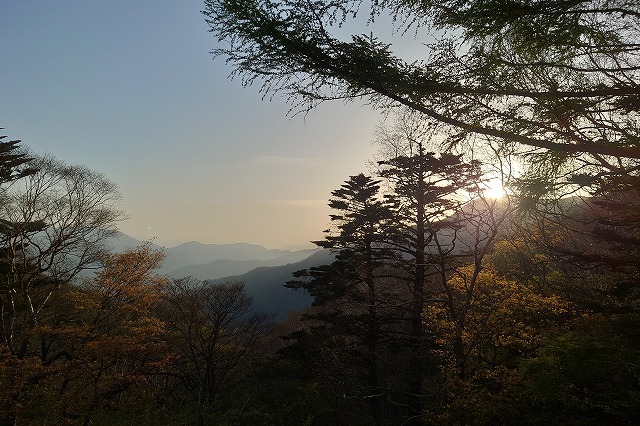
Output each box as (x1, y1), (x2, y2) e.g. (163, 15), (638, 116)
(482, 178), (506, 199)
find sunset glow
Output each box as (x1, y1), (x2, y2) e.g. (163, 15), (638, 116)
(482, 178), (507, 199)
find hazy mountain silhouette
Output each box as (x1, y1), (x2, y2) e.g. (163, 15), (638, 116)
(168, 249), (319, 280)
(207, 249), (335, 317)
(99, 233), (333, 317)
(107, 233), (163, 253)
(107, 232), (321, 278)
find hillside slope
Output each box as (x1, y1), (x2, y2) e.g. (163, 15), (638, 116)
(208, 249), (334, 317)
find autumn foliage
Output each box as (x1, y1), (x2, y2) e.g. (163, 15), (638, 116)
(0, 243), (274, 425)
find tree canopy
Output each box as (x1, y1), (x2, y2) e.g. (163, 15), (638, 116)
(0, 132), (34, 187)
(204, 0), (640, 184)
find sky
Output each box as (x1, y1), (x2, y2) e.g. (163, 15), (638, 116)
(0, 1), (389, 249)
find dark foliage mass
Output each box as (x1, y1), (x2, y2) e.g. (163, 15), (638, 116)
(205, 0), (640, 162)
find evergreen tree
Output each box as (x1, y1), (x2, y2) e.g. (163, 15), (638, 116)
(0, 131), (35, 187)
(0, 131), (40, 359)
(288, 174), (396, 424)
(378, 142), (482, 424)
(289, 153), (484, 424)
(0, 131), (37, 253)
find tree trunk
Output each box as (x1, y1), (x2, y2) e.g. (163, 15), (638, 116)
(365, 243), (383, 425)
(407, 197), (426, 426)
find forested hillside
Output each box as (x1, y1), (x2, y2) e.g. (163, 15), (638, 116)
(208, 249), (334, 316)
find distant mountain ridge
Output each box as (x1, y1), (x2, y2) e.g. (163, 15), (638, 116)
(107, 233), (331, 318)
(207, 249), (335, 317)
(108, 232), (321, 279)
(169, 249), (319, 280)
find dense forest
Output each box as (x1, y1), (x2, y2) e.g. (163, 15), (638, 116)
(3, 0), (640, 424)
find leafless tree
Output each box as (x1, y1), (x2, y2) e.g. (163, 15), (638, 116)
(0, 154), (124, 357)
(161, 278), (272, 425)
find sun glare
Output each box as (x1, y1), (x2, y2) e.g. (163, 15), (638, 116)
(482, 178), (506, 199)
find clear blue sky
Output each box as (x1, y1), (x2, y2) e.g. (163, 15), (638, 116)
(1, 1), (384, 249)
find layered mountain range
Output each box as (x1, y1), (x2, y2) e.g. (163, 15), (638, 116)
(108, 233), (329, 316)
